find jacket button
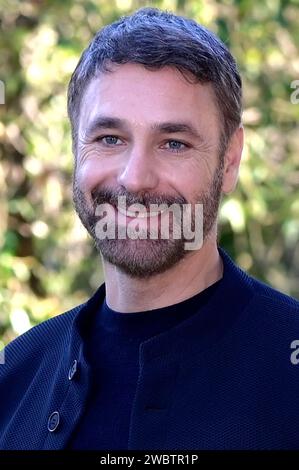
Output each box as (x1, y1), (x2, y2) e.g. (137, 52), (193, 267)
(68, 359), (78, 380)
(47, 411), (60, 432)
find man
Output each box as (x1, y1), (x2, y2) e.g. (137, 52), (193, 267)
(0, 7), (298, 450)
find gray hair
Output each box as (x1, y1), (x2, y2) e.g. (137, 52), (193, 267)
(67, 7), (242, 157)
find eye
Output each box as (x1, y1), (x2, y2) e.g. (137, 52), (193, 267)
(163, 140), (189, 153)
(96, 135), (123, 146)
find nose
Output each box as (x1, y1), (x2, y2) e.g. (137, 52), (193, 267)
(117, 146), (159, 193)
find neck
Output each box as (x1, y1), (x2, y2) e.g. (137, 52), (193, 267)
(102, 235), (223, 313)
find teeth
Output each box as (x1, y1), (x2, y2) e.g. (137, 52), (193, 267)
(117, 206), (164, 218)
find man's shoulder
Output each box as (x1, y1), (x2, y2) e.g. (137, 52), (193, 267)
(11, 301), (84, 345)
(242, 270), (299, 332)
(248, 272), (299, 311)
(220, 246), (299, 319)
(0, 301), (86, 377)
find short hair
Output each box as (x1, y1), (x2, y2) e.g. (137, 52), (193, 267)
(67, 7), (242, 157)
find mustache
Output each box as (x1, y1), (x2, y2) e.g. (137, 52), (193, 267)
(91, 187), (187, 209)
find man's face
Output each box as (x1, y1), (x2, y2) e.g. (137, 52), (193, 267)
(73, 63), (225, 278)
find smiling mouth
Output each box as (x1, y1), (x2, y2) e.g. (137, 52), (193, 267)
(116, 205), (168, 218)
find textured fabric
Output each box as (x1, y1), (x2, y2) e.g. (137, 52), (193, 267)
(0, 246), (299, 450)
(67, 279), (221, 449)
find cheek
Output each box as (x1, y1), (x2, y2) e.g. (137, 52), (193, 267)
(165, 175), (191, 206)
(75, 159), (113, 193)
(166, 163), (202, 202)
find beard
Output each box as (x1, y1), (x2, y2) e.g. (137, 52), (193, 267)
(73, 163), (224, 279)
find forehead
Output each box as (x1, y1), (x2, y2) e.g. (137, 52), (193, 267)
(78, 63), (219, 136)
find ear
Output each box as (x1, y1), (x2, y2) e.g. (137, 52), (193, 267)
(222, 126), (244, 194)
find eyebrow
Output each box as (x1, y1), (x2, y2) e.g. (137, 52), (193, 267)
(86, 116), (125, 136)
(84, 115), (204, 142)
(152, 122), (204, 142)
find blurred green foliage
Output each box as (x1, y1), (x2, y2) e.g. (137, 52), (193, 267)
(0, 0), (298, 344)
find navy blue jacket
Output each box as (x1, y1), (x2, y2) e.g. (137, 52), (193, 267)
(0, 247), (299, 450)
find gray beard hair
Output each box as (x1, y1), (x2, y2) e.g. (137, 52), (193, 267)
(72, 163), (224, 279)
